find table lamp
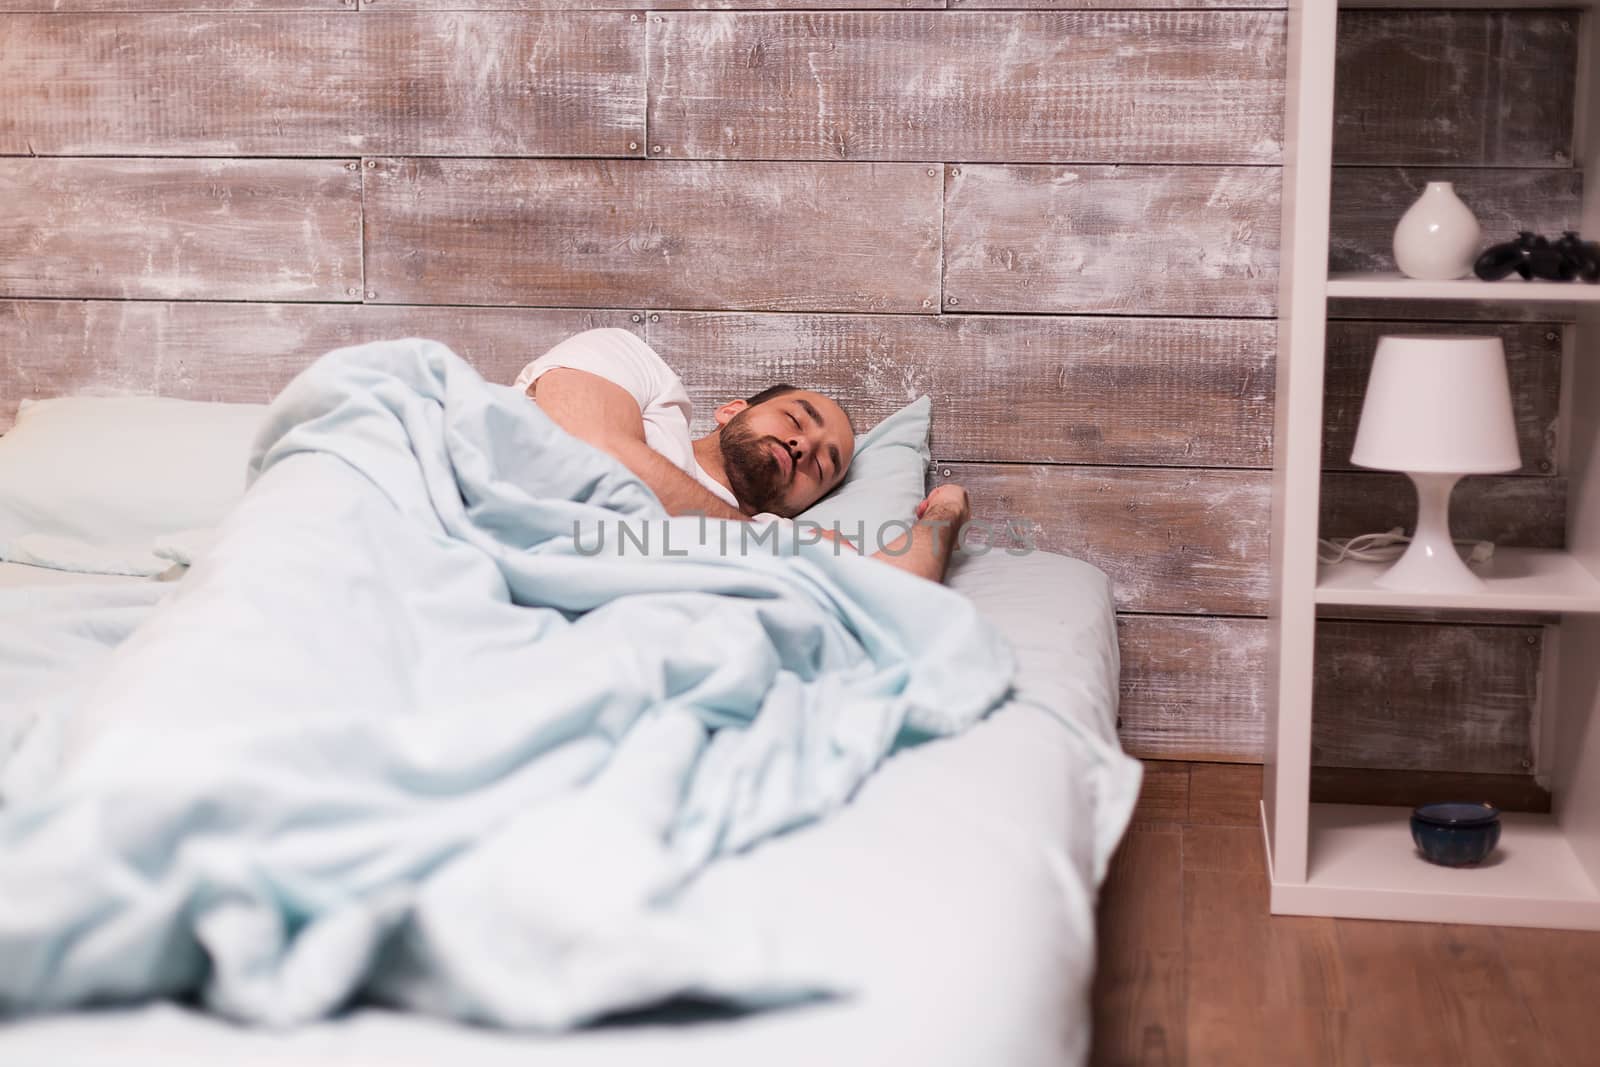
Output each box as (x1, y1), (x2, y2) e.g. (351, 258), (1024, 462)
(1349, 335), (1521, 592)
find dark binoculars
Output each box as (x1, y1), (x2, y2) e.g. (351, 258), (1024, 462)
(1473, 231), (1600, 283)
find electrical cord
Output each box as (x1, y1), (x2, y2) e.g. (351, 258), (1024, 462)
(1317, 527), (1496, 566)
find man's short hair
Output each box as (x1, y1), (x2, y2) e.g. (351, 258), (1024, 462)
(744, 383), (801, 408)
(744, 383), (856, 437)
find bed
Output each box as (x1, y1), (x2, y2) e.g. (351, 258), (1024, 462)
(0, 340), (1139, 1065)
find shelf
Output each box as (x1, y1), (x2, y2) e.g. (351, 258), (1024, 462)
(1315, 548), (1600, 614)
(1327, 272), (1600, 304)
(1268, 804), (1600, 930)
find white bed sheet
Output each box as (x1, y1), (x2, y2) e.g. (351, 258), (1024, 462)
(0, 548), (1139, 1067)
(0, 561), (155, 588)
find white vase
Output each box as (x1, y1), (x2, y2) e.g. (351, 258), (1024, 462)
(1392, 181), (1482, 280)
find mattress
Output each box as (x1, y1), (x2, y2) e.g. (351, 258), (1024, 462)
(0, 548), (1139, 1067)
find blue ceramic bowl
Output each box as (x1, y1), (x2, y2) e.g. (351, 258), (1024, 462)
(1410, 802), (1501, 867)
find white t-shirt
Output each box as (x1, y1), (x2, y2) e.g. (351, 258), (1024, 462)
(513, 328), (740, 509)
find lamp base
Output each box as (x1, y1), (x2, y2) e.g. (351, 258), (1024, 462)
(1373, 472), (1487, 594)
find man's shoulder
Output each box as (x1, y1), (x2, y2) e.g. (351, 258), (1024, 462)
(515, 328), (683, 405)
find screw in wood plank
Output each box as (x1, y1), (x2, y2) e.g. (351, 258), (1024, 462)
(631, 314), (642, 323)
(1527, 636), (1538, 645)
(365, 291), (377, 300)
(1546, 331), (1559, 342)
(365, 160), (377, 169)
(628, 142), (638, 151)
(951, 168), (961, 177)
(346, 288), (359, 297)
(947, 296), (958, 306)
(345, 162), (357, 171)
(926, 168), (936, 177)
(649, 314), (660, 323)
(652, 145), (663, 154)
(1522, 759), (1532, 768)
(1540, 460), (1553, 473)
(630, 14), (638, 21)
(940, 468), (952, 478)
(922, 299), (933, 309)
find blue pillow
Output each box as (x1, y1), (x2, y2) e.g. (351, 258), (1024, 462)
(797, 396), (931, 554)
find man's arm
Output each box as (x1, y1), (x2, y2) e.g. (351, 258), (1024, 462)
(529, 367), (748, 520)
(870, 484), (969, 584)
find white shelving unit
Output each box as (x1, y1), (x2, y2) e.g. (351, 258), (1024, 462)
(1266, 0), (1600, 929)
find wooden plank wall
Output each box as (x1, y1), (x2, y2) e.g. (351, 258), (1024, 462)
(0, 6), (1583, 801)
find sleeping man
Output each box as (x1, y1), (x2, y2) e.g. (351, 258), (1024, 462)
(515, 328), (969, 584)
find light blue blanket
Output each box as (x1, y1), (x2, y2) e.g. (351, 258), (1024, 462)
(0, 339), (1015, 1028)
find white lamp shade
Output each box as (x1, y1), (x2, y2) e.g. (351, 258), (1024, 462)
(1350, 335), (1521, 474)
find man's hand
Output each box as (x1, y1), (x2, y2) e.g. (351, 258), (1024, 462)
(915, 484), (970, 530)
(871, 483), (969, 584)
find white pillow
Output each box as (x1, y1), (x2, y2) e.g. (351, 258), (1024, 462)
(0, 393), (934, 574)
(0, 396), (267, 576)
(797, 395), (932, 553)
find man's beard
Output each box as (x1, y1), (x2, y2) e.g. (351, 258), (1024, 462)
(719, 409), (792, 515)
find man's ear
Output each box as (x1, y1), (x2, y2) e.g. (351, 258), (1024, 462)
(713, 399), (748, 427)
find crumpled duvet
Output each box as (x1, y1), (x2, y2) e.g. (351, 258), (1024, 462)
(0, 338), (1016, 1029)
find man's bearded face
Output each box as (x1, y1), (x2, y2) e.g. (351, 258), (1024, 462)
(719, 405), (790, 514)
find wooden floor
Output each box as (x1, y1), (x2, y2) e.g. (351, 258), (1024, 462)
(1091, 761), (1600, 1067)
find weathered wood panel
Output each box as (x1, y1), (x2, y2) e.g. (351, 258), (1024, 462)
(944, 165), (1281, 317)
(0, 14), (645, 156)
(944, 463), (1558, 615)
(0, 1), (333, 8)
(1313, 619), (1540, 775)
(1329, 300), (1580, 326)
(962, 0), (1282, 7)
(1329, 168), (1583, 274)
(0, 159), (361, 302)
(1118, 615), (1266, 763)
(1324, 321), (1562, 476)
(1117, 615), (1540, 771)
(0, 300), (636, 430)
(652, 312), (1276, 466)
(647, 11), (1283, 164)
(0, 303), (1278, 468)
(380, 0), (939, 8)
(374, 0), (1278, 9)
(363, 158), (943, 312)
(944, 463), (1271, 616)
(1317, 604), (1558, 628)
(1310, 767), (1549, 814)
(1333, 11), (1577, 167)
(1321, 472), (1566, 548)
